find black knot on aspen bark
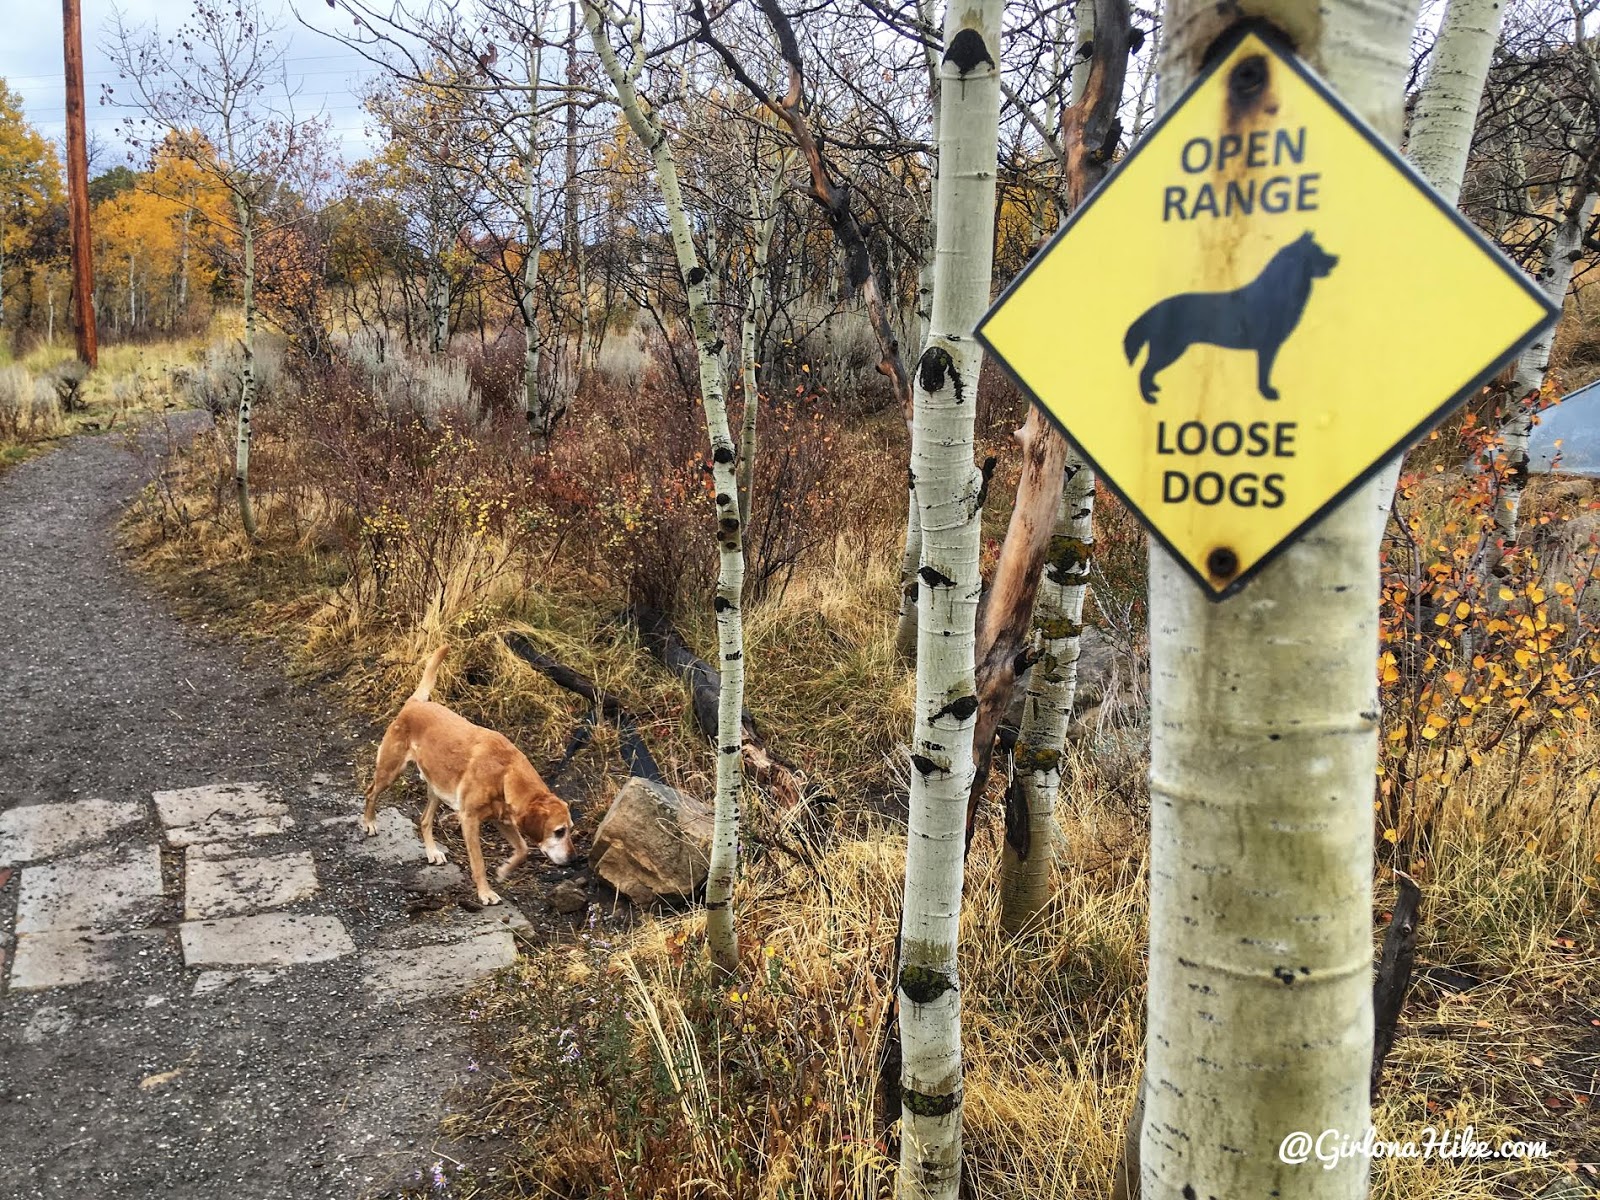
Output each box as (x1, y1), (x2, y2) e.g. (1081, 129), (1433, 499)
(718, 517), (741, 537)
(687, 265), (706, 286)
(932, 694), (979, 723)
(908, 753), (945, 777)
(710, 337), (724, 355)
(942, 27), (994, 76)
(918, 565), (958, 589)
(715, 492), (731, 507)
(713, 445), (735, 465)
(1182, 1187), (1197, 1200)
(917, 345), (955, 395)
(1273, 966), (1297, 986)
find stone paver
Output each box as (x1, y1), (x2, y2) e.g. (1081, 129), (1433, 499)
(184, 850), (319, 919)
(373, 899), (531, 950)
(362, 930), (518, 1001)
(191, 968), (283, 996)
(326, 807), (421, 863)
(0, 799), (146, 866)
(179, 913), (355, 968)
(15, 843), (164, 934)
(154, 782), (294, 847)
(9, 929), (169, 990)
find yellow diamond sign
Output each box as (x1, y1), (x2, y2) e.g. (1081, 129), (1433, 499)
(976, 30), (1557, 599)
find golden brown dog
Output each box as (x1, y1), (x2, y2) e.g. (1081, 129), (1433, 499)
(364, 646), (575, 904)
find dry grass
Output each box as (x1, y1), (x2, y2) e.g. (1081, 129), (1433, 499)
(114, 333), (1600, 1200)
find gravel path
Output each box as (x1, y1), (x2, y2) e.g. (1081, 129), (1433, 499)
(0, 420), (542, 1198)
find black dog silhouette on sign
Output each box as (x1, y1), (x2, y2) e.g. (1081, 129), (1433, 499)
(1122, 231), (1338, 404)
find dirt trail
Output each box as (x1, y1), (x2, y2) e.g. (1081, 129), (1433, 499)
(0, 420), (536, 1198)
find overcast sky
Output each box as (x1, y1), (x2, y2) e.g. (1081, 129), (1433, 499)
(1, 1), (383, 173)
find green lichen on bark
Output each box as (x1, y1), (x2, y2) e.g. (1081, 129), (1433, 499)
(1044, 534), (1093, 586)
(1012, 743), (1061, 775)
(901, 1085), (963, 1117)
(899, 962), (957, 1005)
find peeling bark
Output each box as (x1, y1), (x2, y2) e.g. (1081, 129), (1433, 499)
(967, 0), (1129, 843)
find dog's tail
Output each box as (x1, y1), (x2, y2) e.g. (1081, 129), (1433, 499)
(411, 645), (448, 702)
(1123, 310), (1151, 365)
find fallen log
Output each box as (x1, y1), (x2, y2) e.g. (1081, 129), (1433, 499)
(624, 606), (807, 813)
(502, 632), (664, 784)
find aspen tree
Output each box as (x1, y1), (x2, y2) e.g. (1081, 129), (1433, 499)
(894, 0), (944, 666)
(997, 455), (1093, 931)
(582, 0), (745, 972)
(738, 151), (788, 527)
(1141, 2), (1416, 1197)
(1370, 0), (1508, 528)
(896, 0), (1001, 1194)
(980, 0), (1127, 883)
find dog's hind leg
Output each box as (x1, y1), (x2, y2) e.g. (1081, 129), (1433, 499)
(459, 810), (501, 905)
(1256, 344), (1281, 400)
(418, 789), (448, 865)
(494, 820), (530, 883)
(363, 731), (410, 835)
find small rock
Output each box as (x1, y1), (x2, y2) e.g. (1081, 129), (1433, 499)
(546, 880), (588, 914)
(589, 777), (712, 905)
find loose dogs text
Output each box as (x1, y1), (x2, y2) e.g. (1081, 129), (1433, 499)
(1157, 419), (1296, 508)
(1163, 127), (1319, 222)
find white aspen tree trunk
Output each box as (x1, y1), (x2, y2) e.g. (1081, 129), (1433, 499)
(1408, 0), (1505, 197)
(1371, 0), (1507, 530)
(1497, 188), (1597, 541)
(565, 0), (593, 381)
(1141, 3), (1413, 1197)
(583, 0), (745, 974)
(236, 198), (259, 541)
(998, 452), (1093, 932)
(738, 157), (785, 527)
(895, 0), (944, 668)
(429, 257), (450, 356)
(179, 201), (193, 312)
(896, 2), (1001, 1195)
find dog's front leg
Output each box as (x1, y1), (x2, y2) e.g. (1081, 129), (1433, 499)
(418, 790), (448, 865)
(494, 820), (530, 882)
(460, 813), (501, 905)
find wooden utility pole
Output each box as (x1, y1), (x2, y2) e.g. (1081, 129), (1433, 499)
(62, 0), (97, 368)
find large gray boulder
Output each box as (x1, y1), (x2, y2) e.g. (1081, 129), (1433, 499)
(589, 778), (713, 905)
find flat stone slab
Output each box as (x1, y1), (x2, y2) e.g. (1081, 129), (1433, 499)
(0, 799), (146, 866)
(154, 782), (294, 847)
(192, 968), (283, 996)
(179, 913), (354, 968)
(373, 900), (531, 950)
(15, 843), (164, 934)
(362, 931), (517, 1001)
(408, 863), (466, 892)
(184, 850), (319, 919)
(330, 807), (422, 864)
(9, 929), (168, 990)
